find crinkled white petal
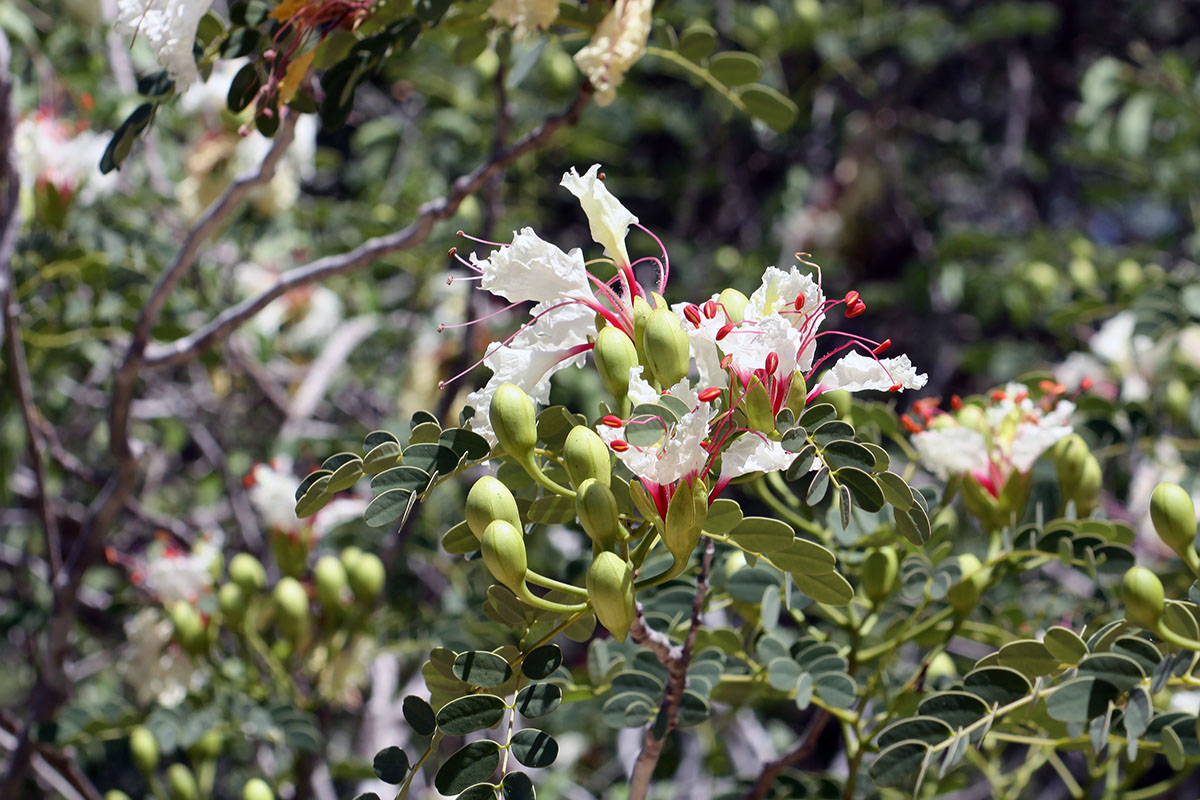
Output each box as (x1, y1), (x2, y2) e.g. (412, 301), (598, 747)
(14, 113), (116, 202)
(724, 314), (805, 377)
(822, 351), (928, 393)
(486, 0), (559, 40)
(745, 266), (825, 325)
(560, 164), (639, 265)
(114, 0), (213, 87)
(511, 300), (595, 351)
(597, 402), (711, 486)
(572, 0), (653, 106)
(626, 365), (660, 406)
(912, 428), (990, 480)
(466, 343), (584, 445)
(138, 532), (223, 604)
(719, 435), (796, 482)
(474, 227), (594, 305)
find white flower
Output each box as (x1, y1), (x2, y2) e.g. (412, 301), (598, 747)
(121, 609), (206, 707)
(1009, 401), (1075, 473)
(912, 427), (990, 480)
(744, 266), (825, 326)
(487, 0), (559, 40)
(136, 532), (222, 603)
(719, 435), (796, 483)
(572, 0), (653, 106)
(725, 314), (807, 377)
(560, 164), (639, 265)
(472, 228), (594, 304)
(597, 373), (713, 486)
(14, 112), (116, 203)
(312, 497), (369, 539)
(821, 351), (928, 393)
(235, 261), (342, 348)
(249, 459), (304, 532)
(178, 58), (247, 117)
(672, 295), (726, 386)
(1087, 310), (1159, 402)
(1179, 326), (1200, 372)
(114, 0), (213, 88)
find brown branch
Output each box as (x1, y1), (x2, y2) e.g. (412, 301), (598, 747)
(627, 539), (714, 800)
(0, 713), (103, 800)
(142, 83), (595, 371)
(741, 710), (833, 800)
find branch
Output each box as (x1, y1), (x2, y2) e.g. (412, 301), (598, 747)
(740, 710), (833, 800)
(142, 83), (595, 370)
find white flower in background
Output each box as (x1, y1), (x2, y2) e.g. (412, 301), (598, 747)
(1056, 310), (1164, 402)
(719, 435), (796, 484)
(121, 609), (206, 707)
(912, 427), (990, 480)
(1128, 439), (1200, 553)
(820, 351), (928, 393)
(560, 164), (639, 265)
(14, 111), (116, 203)
(234, 261), (343, 349)
(487, 0), (559, 40)
(573, 0), (654, 107)
(1178, 326), (1200, 372)
(248, 459), (305, 532)
(133, 531), (222, 603)
(178, 58), (248, 117)
(114, 0), (213, 88)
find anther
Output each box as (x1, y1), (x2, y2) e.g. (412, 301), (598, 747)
(456, 230), (466, 237)
(720, 354), (734, 369)
(990, 390), (1007, 402)
(716, 323), (735, 341)
(873, 338), (892, 355)
(900, 414), (924, 433)
(888, 383), (902, 392)
(448, 247), (457, 256)
(683, 304), (702, 326)
(601, 415), (624, 427)
(845, 301), (866, 318)
(765, 353), (779, 375)
(698, 387), (722, 402)
(844, 290), (860, 306)
(951, 395), (963, 411)
(611, 440), (629, 452)
(704, 300), (718, 318)
(1080, 377), (1093, 391)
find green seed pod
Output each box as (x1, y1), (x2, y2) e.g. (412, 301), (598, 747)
(490, 383), (539, 462)
(481, 520), (528, 594)
(242, 779), (275, 800)
(129, 726), (159, 775)
(313, 555), (348, 612)
(188, 729), (222, 761)
(105, 792), (133, 800)
(586, 551), (635, 642)
(576, 478), (621, 553)
(167, 764), (199, 800)
(717, 288), (748, 324)
(1071, 454), (1102, 516)
(947, 554), (985, 620)
(594, 326), (640, 403)
(564, 425), (613, 488)
(861, 548), (899, 605)
(228, 552), (267, 593)
(785, 370), (808, 417)
(1051, 433), (1089, 498)
(465, 475), (522, 539)
(168, 600), (206, 656)
(347, 552), (385, 605)
(272, 577), (310, 641)
(642, 307), (691, 389)
(1150, 482), (1198, 562)
(1123, 566), (1165, 631)
(218, 583), (245, 625)
(664, 480), (706, 562)
(956, 404), (986, 432)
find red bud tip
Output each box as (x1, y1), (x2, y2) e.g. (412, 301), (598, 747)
(845, 301), (866, 318)
(844, 290), (860, 306)
(720, 353), (734, 369)
(873, 338), (892, 355)
(704, 300), (718, 318)
(900, 414), (924, 433)
(698, 387), (722, 402)
(610, 440), (630, 452)
(765, 352), (779, 375)
(683, 304), (702, 326)
(889, 383), (902, 392)
(601, 414), (624, 427)
(990, 390), (1007, 402)
(716, 323), (735, 341)
(1080, 377), (1093, 391)
(242, 470), (257, 488)
(950, 395), (963, 411)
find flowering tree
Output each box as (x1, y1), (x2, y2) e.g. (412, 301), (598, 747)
(4, 2), (1200, 800)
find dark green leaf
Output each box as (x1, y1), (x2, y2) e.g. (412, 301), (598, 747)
(823, 440), (875, 472)
(707, 51), (762, 86)
(403, 443), (460, 476)
(771, 538), (836, 575)
(877, 716), (954, 749)
(677, 23), (717, 60)
(371, 466), (432, 494)
(601, 692), (655, 728)
(962, 667), (1031, 707)
(363, 488), (415, 528)
(836, 468), (885, 512)
(439, 428), (491, 460)
(740, 84), (798, 132)
(363, 441), (402, 474)
(295, 470), (332, 501)
(227, 63), (260, 112)
(1076, 653), (1145, 692)
(522, 645), (563, 680)
(434, 741), (500, 795)
(1046, 677), (1121, 723)
(730, 516), (794, 553)
(515, 683), (562, 718)
(793, 571), (854, 606)
(402, 696), (437, 737)
(100, 103), (155, 173)
(998, 640), (1060, 678)
(916, 691), (990, 729)
(435, 694), (507, 735)
(510, 729), (557, 768)
(870, 740), (929, 788)
(138, 70), (175, 99)
(453, 651), (513, 687)
(501, 772), (535, 800)
(372, 746), (409, 784)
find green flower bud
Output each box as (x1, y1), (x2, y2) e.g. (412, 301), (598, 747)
(481, 520), (528, 594)
(947, 554), (986, 619)
(1150, 482), (1198, 562)
(188, 729), (222, 761)
(218, 583), (245, 625)
(824, 389), (851, 420)
(861, 548), (899, 605)
(490, 383), (539, 462)
(642, 308), (691, 388)
(1115, 258), (1143, 293)
(314, 555), (348, 612)
(228, 552), (267, 593)
(272, 577), (310, 641)
(1165, 379), (1191, 424)
(1123, 566), (1165, 631)
(270, 639), (293, 662)
(717, 288), (748, 324)
(166, 764), (199, 800)
(347, 553), (385, 605)
(340, 546), (364, 574)
(242, 779), (275, 800)
(926, 651), (958, 684)
(631, 295), (654, 367)
(956, 404), (986, 431)
(168, 601), (206, 656)
(465, 475), (522, 540)
(785, 370), (808, 417)
(594, 326), (640, 403)
(106, 792), (133, 800)
(586, 551), (635, 642)
(664, 480), (706, 562)
(129, 726), (159, 775)
(564, 426), (612, 488)
(576, 478), (621, 553)
(1052, 433), (1089, 498)
(1071, 454), (1102, 516)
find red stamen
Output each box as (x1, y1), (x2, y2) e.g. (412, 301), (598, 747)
(845, 301), (866, 318)
(765, 352), (779, 375)
(683, 304), (702, 326)
(1014, 391), (1029, 403)
(601, 415), (624, 427)
(901, 414), (924, 433)
(873, 339), (892, 355)
(1080, 377), (1093, 391)
(698, 387), (722, 402)
(889, 383), (902, 392)
(844, 290), (860, 306)
(716, 323), (735, 341)
(720, 354), (734, 369)
(951, 395), (963, 411)
(704, 300), (718, 319)
(991, 390), (1007, 402)
(610, 440), (629, 452)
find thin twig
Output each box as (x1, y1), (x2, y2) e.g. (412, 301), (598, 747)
(740, 710), (833, 800)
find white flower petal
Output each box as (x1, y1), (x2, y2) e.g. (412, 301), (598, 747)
(822, 351), (927, 393)
(486, 0), (559, 40)
(571, 0), (653, 106)
(475, 227), (593, 304)
(912, 428), (990, 480)
(745, 266), (824, 324)
(561, 164), (639, 264)
(719, 436), (795, 482)
(466, 343), (584, 445)
(724, 314), (805, 377)
(114, 0), (213, 87)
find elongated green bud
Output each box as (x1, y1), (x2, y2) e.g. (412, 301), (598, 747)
(861, 547), (899, 605)
(314, 554), (348, 611)
(642, 308), (691, 388)
(586, 551), (635, 642)
(1165, 379), (1190, 424)
(947, 554), (986, 619)
(481, 520), (528, 594)
(1150, 482), (1198, 561)
(189, 730), (222, 761)
(1071, 454), (1102, 516)
(717, 288), (748, 324)
(632, 295), (654, 367)
(577, 479), (620, 553)
(273, 577), (310, 641)
(664, 480), (706, 561)
(1052, 433), (1089, 498)
(594, 326), (639, 403)
(169, 600), (206, 656)
(106, 792), (133, 800)
(166, 764), (199, 800)
(347, 552), (385, 605)
(129, 726), (159, 775)
(1123, 566), (1165, 630)
(218, 583), (245, 625)
(229, 552), (267, 593)
(466, 475), (522, 539)
(243, 779), (275, 800)
(340, 546), (363, 574)
(785, 370), (808, 416)
(564, 426), (612, 488)
(490, 383), (539, 461)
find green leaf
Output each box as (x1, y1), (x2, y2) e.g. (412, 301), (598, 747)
(454, 34), (489, 64)
(501, 772), (535, 800)
(1042, 626), (1088, 664)
(771, 538), (836, 575)
(439, 428), (491, 460)
(510, 729), (557, 768)
(528, 495), (576, 524)
(365, 430), (401, 450)
(364, 488), (415, 528)
(729, 516), (794, 553)
(403, 443), (460, 476)
(876, 471), (913, 510)
(328, 458), (365, 492)
(402, 696), (437, 737)
(456, 784), (498, 800)
(676, 690), (710, 727)
(726, 566), (779, 604)
(409, 421), (442, 445)
(793, 571), (854, 606)
(786, 446), (817, 479)
(227, 63), (259, 112)
(877, 717), (954, 749)
(453, 651), (513, 687)
(1076, 653), (1145, 693)
(894, 504), (931, 546)
(767, 657), (802, 691)
(812, 420), (854, 447)
(962, 667), (1031, 707)
(371, 466), (432, 494)
(740, 84), (799, 133)
(705, 498), (743, 534)
(522, 645), (563, 680)
(372, 746), (409, 784)
(611, 670), (663, 697)
(836, 467), (885, 512)
(799, 403), (837, 429)
(677, 22), (717, 60)
(295, 482), (333, 518)
(1163, 724), (1186, 770)
(1124, 686), (1152, 740)
(515, 683), (562, 718)
(434, 741), (501, 795)
(536, 406), (578, 448)
(441, 521), (478, 555)
(916, 691), (990, 729)
(138, 69), (175, 99)
(998, 640), (1060, 678)
(435, 694), (507, 735)
(1046, 677), (1121, 723)
(295, 470), (332, 501)
(1110, 636), (1162, 675)
(814, 672), (857, 708)
(870, 740), (930, 788)
(822, 440), (875, 472)
(363, 441), (402, 474)
(806, 467), (830, 504)
(707, 52), (762, 86)
(601, 691), (655, 728)
(221, 28), (262, 58)
(322, 452), (360, 472)
(100, 103), (155, 174)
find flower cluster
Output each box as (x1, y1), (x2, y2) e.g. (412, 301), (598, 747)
(114, 0), (214, 88)
(14, 110), (116, 209)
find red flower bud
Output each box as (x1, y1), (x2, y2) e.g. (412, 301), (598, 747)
(951, 395), (963, 411)
(901, 414), (924, 433)
(765, 352), (779, 374)
(991, 390), (1007, 402)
